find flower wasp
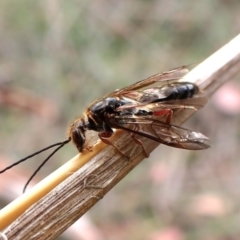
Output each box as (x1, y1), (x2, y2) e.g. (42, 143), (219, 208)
(0, 66), (210, 192)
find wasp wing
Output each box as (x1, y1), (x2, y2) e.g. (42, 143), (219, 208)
(108, 66), (189, 97)
(88, 66), (191, 109)
(109, 116), (210, 150)
(118, 81), (198, 103)
(116, 97), (208, 112)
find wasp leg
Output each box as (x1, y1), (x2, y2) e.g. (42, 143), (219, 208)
(130, 125), (149, 158)
(85, 145), (93, 152)
(152, 109), (173, 124)
(99, 132), (129, 159)
(151, 109), (173, 138)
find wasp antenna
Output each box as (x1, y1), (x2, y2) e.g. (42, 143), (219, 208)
(23, 139), (71, 193)
(0, 138), (71, 174)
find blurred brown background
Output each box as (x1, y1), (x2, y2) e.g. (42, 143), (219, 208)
(1, 1), (240, 240)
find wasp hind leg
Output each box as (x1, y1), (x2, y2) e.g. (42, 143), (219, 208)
(130, 124), (149, 158)
(152, 109), (173, 124)
(129, 109), (173, 156)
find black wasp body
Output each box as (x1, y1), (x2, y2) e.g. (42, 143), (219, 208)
(68, 76), (207, 153)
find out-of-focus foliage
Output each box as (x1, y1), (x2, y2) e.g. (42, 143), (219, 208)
(0, 1), (240, 239)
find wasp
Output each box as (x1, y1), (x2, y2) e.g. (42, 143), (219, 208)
(69, 66), (209, 153)
(0, 66), (210, 192)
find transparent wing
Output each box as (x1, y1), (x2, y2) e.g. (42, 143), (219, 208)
(109, 116), (210, 150)
(116, 97), (208, 112)
(108, 66), (189, 97)
(118, 82), (195, 103)
(88, 66), (191, 109)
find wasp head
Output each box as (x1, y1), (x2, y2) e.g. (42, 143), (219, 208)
(68, 118), (86, 152)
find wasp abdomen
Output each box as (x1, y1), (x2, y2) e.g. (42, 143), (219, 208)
(140, 82), (198, 103)
(161, 83), (198, 101)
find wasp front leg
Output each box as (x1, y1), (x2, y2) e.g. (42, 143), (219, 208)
(98, 132), (129, 159)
